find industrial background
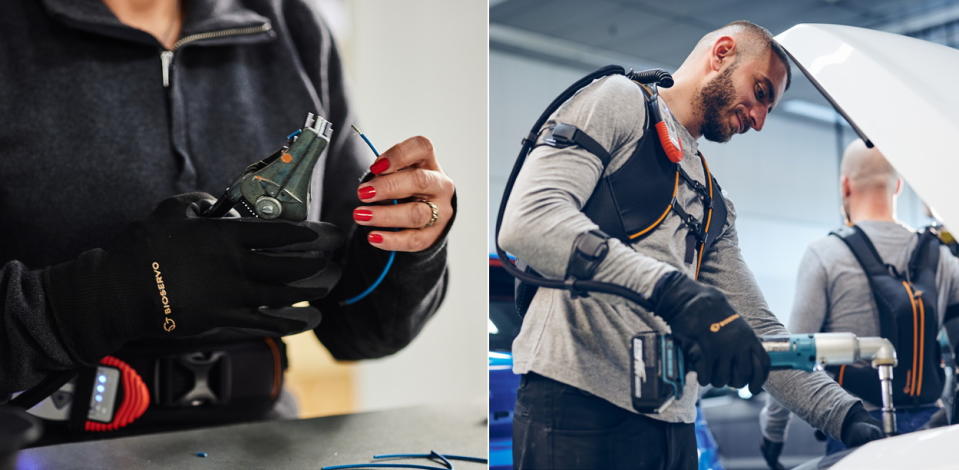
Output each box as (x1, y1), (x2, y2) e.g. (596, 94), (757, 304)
(489, 1), (959, 468)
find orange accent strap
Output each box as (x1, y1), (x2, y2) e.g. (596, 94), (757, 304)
(838, 365), (847, 386)
(695, 241), (706, 279)
(917, 289), (926, 396)
(629, 171), (680, 239)
(903, 281), (920, 396)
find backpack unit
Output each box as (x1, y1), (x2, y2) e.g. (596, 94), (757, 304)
(831, 225), (944, 406)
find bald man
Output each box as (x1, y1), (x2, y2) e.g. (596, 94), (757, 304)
(501, 20), (881, 469)
(759, 140), (959, 467)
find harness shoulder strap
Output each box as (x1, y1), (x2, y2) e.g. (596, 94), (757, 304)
(909, 226), (942, 283)
(831, 224), (900, 347)
(538, 74), (660, 170)
(830, 225), (890, 277)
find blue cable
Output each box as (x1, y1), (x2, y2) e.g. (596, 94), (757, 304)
(373, 452), (487, 464)
(321, 465), (445, 470)
(341, 125), (397, 306)
(322, 450), (488, 470)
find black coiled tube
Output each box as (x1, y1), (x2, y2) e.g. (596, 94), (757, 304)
(628, 69), (673, 88)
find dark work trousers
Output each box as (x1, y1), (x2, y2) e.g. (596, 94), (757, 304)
(512, 372), (697, 470)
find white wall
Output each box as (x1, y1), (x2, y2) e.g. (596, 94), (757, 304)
(342, 0), (488, 410)
(490, 49), (931, 326)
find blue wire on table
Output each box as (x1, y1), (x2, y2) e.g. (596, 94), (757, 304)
(375, 453), (487, 464)
(321, 450), (488, 470)
(341, 125), (397, 306)
(321, 464), (446, 470)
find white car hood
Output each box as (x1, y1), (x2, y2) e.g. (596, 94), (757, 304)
(776, 24), (959, 231)
(824, 423), (959, 470)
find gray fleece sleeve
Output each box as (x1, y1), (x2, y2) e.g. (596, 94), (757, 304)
(1, 261), (76, 396)
(760, 247), (832, 440)
(696, 200), (858, 440)
(499, 75), (675, 303)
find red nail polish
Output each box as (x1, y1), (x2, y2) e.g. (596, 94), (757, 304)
(368, 233), (383, 244)
(370, 158), (390, 175)
(358, 186), (376, 200)
(353, 209), (373, 222)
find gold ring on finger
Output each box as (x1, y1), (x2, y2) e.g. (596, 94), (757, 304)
(415, 199), (440, 228)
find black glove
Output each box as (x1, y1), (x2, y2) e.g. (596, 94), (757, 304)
(651, 271), (770, 393)
(44, 193), (344, 362)
(839, 402), (885, 448)
(760, 437), (785, 470)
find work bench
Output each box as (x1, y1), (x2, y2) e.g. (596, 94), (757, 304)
(15, 403), (487, 469)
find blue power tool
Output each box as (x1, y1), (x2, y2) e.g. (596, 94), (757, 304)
(630, 331), (898, 434)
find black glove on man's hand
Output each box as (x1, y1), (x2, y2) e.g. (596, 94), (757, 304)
(44, 193), (344, 362)
(760, 437), (785, 470)
(651, 271), (770, 393)
(839, 402), (885, 448)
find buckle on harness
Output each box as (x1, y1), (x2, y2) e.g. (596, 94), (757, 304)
(565, 278), (589, 299)
(154, 351), (232, 407)
(546, 123), (577, 147)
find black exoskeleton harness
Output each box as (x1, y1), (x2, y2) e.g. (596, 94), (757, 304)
(494, 65), (728, 318)
(830, 225), (944, 406)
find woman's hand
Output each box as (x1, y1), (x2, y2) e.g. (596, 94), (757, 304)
(352, 136), (455, 252)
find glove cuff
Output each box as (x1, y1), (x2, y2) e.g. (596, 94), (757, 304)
(650, 270), (688, 322)
(43, 249), (152, 363)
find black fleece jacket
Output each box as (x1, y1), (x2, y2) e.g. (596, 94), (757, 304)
(0, 0), (448, 395)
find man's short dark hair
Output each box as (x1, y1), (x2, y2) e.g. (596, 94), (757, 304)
(724, 20), (792, 91)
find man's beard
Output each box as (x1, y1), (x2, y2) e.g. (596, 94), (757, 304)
(696, 63), (738, 143)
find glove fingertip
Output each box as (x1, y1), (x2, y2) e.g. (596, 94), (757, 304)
(259, 305), (323, 331)
(695, 362), (711, 387)
(749, 361), (767, 395)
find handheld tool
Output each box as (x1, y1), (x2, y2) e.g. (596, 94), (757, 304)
(204, 116), (392, 305)
(632, 332), (898, 434)
(205, 112), (332, 220)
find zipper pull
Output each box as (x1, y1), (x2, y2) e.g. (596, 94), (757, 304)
(160, 50), (174, 88)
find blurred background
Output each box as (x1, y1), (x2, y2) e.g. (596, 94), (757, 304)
(489, 1), (959, 468)
(280, 0), (487, 418)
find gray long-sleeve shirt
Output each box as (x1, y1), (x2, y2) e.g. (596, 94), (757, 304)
(760, 220), (959, 442)
(500, 74), (859, 439)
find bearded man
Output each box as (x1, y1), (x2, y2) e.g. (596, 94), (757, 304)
(499, 20), (884, 470)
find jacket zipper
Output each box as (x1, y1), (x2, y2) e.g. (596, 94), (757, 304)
(160, 23), (272, 87)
